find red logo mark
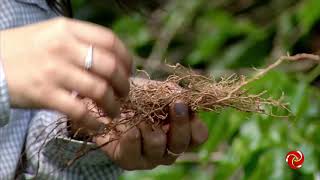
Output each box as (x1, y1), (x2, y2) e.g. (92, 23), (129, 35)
(285, 151), (304, 170)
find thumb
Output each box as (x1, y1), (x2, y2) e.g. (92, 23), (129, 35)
(169, 100), (189, 122)
(166, 100), (191, 154)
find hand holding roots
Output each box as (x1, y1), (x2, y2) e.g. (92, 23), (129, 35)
(58, 53), (320, 170)
(73, 53), (320, 138)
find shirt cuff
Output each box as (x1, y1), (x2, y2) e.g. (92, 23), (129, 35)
(44, 135), (115, 167)
(0, 58), (10, 127)
(30, 111), (116, 167)
(26, 111), (122, 179)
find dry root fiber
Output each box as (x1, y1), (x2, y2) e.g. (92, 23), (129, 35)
(81, 53), (320, 136)
(120, 66), (281, 127)
(50, 53), (320, 170)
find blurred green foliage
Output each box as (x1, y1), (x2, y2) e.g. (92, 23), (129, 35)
(73, 0), (320, 179)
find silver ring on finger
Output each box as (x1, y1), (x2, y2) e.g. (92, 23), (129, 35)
(71, 45), (94, 98)
(84, 45), (93, 70)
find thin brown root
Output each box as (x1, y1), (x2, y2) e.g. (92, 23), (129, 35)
(52, 53), (320, 169)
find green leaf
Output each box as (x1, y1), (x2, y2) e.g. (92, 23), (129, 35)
(297, 0), (320, 35)
(186, 10), (262, 66)
(120, 165), (186, 180)
(299, 143), (318, 174)
(276, 11), (298, 51)
(113, 15), (152, 49)
(214, 137), (252, 179)
(248, 148), (292, 180)
(198, 111), (228, 162)
(213, 35), (272, 69)
(290, 82), (309, 121)
(240, 118), (262, 151)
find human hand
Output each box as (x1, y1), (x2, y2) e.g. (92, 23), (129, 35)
(0, 17), (131, 130)
(95, 100), (208, 170)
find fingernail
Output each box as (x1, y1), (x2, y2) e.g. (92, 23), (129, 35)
(174, 103), (188, 117)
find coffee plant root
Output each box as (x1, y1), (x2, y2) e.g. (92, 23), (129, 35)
(81, 53), (318, 137)
(29, 53), (319, 173)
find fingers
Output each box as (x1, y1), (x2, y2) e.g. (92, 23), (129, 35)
(42, 88), (106, 133)
(94, 102), (208, 170)
(108, 127), (148, 170)
(67, 19), (132, 73)
(86, 47), (130, 98)
(95, 132), (119, 159)
(42, 88), (87, 120)
(50, 17), (131, 111)
(167, 102), (191, 154)
(117, 127), (144, 170)
(189, 114), (209, 149)
(55, 64), (120, 118)
(63, 41), (130, 98)
(52, 18), (131, 118)
(160, 101), (191, 164)
(98, 124), (167, 170)
(96, 111), (208, 170)
(138, 122), (166, 161)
